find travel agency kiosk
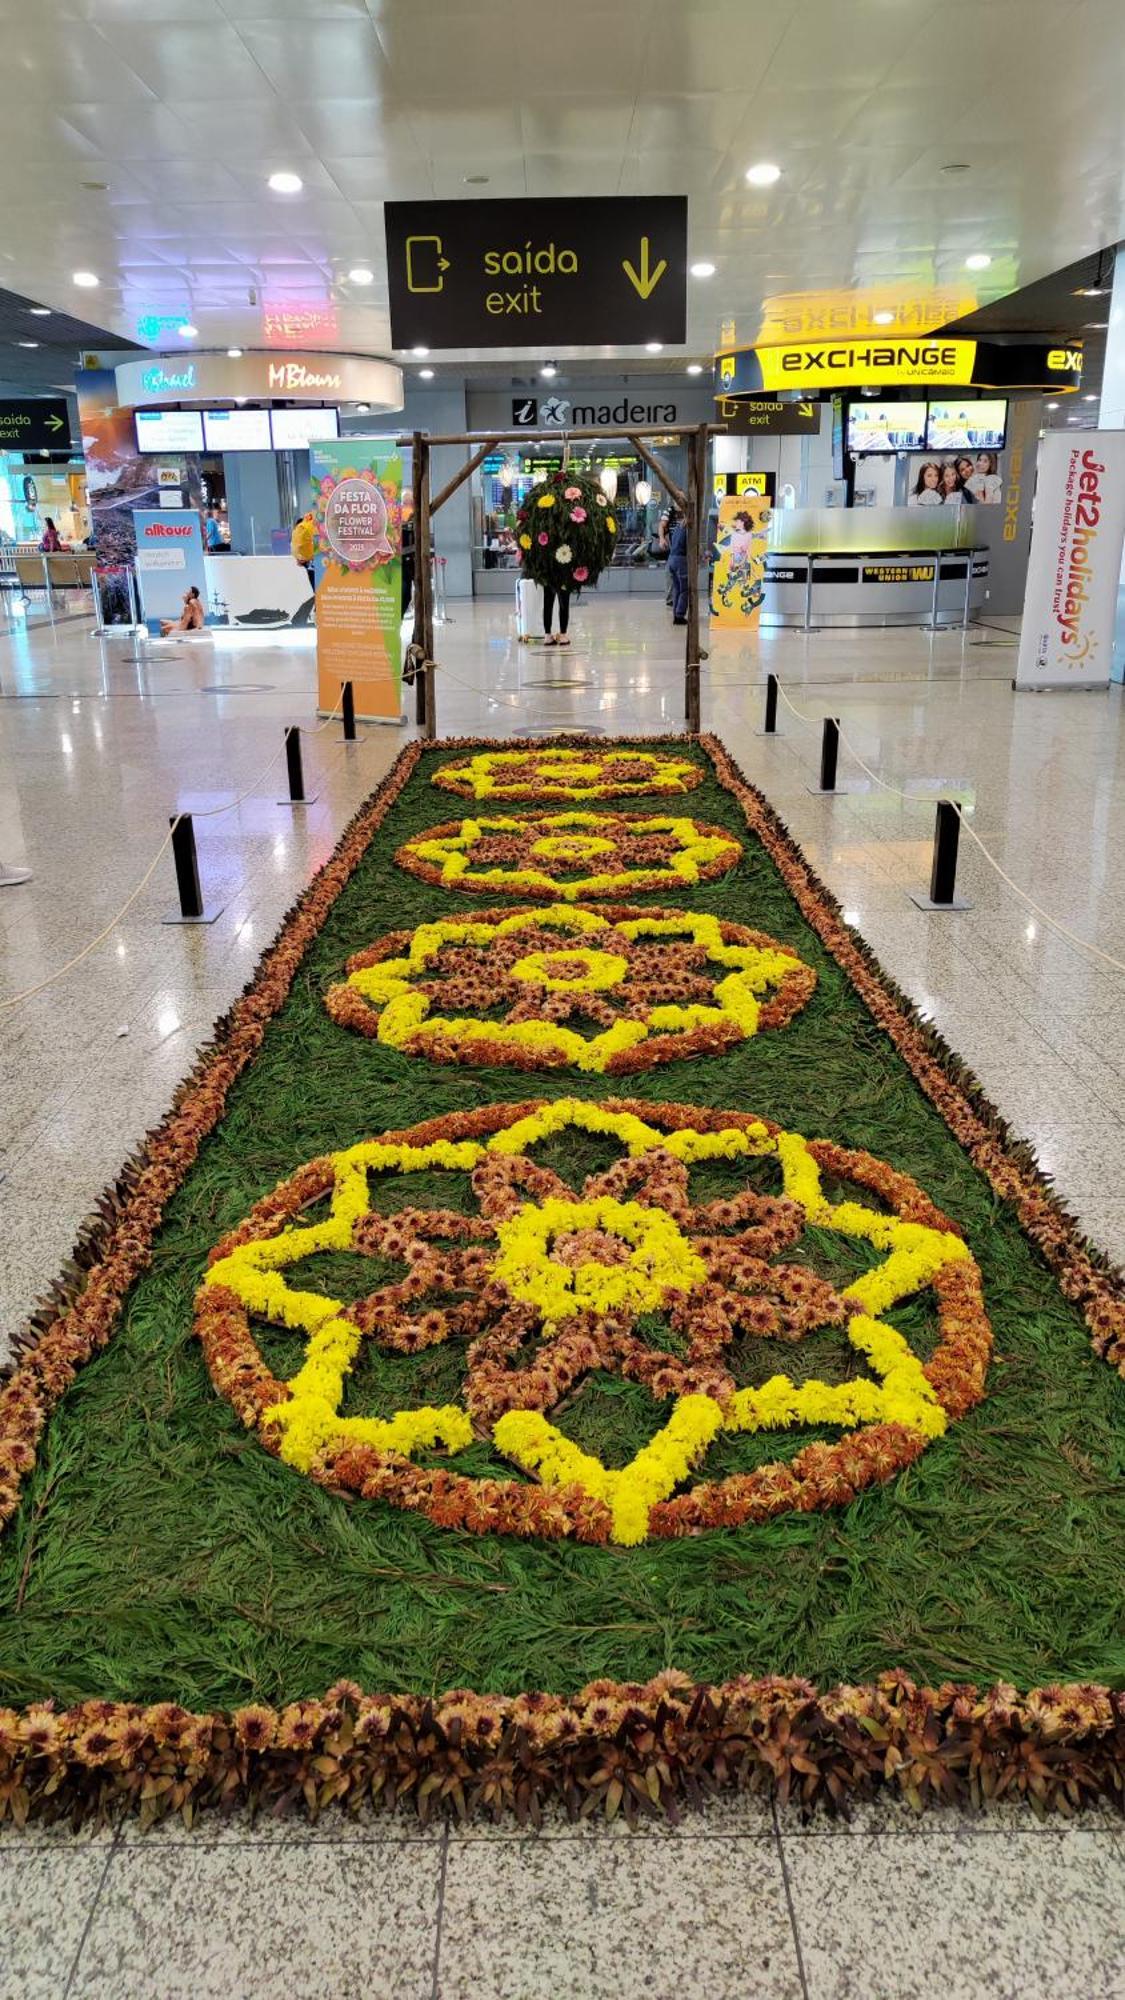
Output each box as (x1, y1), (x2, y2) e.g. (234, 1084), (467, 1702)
(89, 350), (403, 635)
(710, 332), (1083, 627)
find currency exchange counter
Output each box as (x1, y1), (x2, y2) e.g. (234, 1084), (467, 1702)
(760, 507), (989, 629)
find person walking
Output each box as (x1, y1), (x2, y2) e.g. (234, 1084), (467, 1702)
(290, 511), (317, 591)
(542, 580), (571, 645)
(667, 511), (689, 625)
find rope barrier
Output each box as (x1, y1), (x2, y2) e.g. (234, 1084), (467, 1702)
(767, 678), (1125, 977)
(0, 689), (360, 1015)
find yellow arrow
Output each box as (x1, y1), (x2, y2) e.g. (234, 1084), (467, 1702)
(799, 401), (815, 418)
(622, 236), (667, 301)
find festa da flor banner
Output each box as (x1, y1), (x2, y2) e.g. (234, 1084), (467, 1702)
(1015, 429), (1125, 690)
(310, 438), (403, 720)
(710, 492), (771, 629)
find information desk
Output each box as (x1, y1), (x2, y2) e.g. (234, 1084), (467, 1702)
(762, 506), (987, 629)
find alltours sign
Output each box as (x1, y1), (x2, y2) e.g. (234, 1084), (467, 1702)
(1015, 431), (1125, 690)
(385, 197), (688, 349)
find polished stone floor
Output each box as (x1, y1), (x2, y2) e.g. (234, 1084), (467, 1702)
(1, 600), (1124, 1998)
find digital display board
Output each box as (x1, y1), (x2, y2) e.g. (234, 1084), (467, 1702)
(269, 405), (340, 450)
(135, 408), (203, 454)
(926, 399), (1008, 451)
(203, 407), (272, 451)
(847, 401), (928, 453)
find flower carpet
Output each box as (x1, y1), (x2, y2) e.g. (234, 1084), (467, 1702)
(1, 736), (1123, 1828)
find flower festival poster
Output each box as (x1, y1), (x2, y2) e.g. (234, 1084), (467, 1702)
(310, 438), (403, 720)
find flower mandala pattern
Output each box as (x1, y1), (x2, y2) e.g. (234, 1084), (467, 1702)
(396, 812), (741, 901)
(324, 905), (816, 1073)
(432, 747), (703, 802)
(197, 1098), (991, 1546)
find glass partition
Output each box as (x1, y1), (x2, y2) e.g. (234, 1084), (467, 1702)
(769, 505), (975, 554)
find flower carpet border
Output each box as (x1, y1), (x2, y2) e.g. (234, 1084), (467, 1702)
(1, 731), (1123, 1829)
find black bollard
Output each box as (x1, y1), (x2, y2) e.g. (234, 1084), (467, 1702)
(764, 673), (778, 733)
(909, 799), (972, 911)
(342, 680), (356, 741)
(162, 812), (223, 924)
(416, 665), (427, 725)
(279, 725), (317, 806)
(819, 716), (840, 792)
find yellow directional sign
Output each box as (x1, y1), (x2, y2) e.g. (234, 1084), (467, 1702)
(385, 198), (687, 349)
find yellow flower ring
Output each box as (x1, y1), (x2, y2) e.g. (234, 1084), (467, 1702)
(324, 904), (816, 1074)
(395, 812), (742, 901)
(431, 747), (704, 802)
(196, 1098), (991, 1547)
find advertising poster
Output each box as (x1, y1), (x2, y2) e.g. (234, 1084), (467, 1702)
(710, 493), (771, 629)
(132, 509), (207, 633)
(77, 367), (204, 622)
(1015, 431), (1125, 690)
(310, 438), (403, 720)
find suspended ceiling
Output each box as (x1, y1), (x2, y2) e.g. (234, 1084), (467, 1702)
(3, 0), (1125, 381)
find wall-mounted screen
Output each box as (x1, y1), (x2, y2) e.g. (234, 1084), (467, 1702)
(926, 399), (1008, 451)
(203, 407), (272, 451)
(847, 401), (928, 453)
(270, 406), (340, 450)
(135, 408), (203, 454)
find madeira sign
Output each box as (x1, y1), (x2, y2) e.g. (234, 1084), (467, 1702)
(385, 197), (687, 349)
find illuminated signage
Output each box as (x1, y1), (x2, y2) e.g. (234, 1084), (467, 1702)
(141, 363), (196, 395)
(116, 352), (404, 411)
(717, 338), (1083, 399)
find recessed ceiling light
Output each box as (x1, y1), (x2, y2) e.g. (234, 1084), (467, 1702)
(177, 322), (198, 338)
(234, 397), (247, 406)
(356, 403), (370, 413)
(418, 367), (434, 379)
(745, 161), (781, 187)
(1084, 320), (1108, 329)
(29, 307), (50, 317)
(464, 174), (489, 185)
(17, 340), (38, 349)
(645, 340), (664, 353)
(965, 253), (992, 271)
(268, 171), (303, 194)
(686, 363), (703, 375)
(873, 310), (895, 325)
(1084, 392), (1098, 401)
(540, 363), (557, 378)
(1074, 286), (1107, 298)
(1046, 401), (1059, 410)
(412, 344), (429, 357)
(690, 261), (716, 279)
(227, 347), (243, 358)
(347, 265), (374, 285)
(72, 270), (99, 288)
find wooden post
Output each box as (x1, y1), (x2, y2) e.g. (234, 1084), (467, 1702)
(412, 431), (436, 739)
(684, 426), (707, 733)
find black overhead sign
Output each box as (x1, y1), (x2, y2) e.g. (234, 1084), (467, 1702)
(385, 197), (687, 349)
(0, 398), (70, 450)
(714, 395), (821, 436)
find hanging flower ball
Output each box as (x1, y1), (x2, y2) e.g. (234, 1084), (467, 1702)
(517, 470), (617, 589)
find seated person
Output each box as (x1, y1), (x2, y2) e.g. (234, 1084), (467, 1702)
(160, 585), (205, 636)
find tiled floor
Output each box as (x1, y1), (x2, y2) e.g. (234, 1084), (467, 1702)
(2, 599), (1124, 1998)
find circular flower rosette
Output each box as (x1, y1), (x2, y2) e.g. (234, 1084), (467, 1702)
(324, 904), (816, 1074)
(431, 747), (703, 802)
(197, 1098), (990, 1546)
(396, 812), (740, 901)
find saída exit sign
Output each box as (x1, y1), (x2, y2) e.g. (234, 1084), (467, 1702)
(385, 197), (687, 349)
(0, 398), (70, 450)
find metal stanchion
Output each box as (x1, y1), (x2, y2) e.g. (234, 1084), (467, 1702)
(161, 814), (224, 925)
(962, 553), (974, 630)
(0, 861), (32, 887)
(803, 560), (814, 633)
(90, 567), (105, 635)
(278, 725), (317, 805)
(757, 672), (781, 737)
(909, 800), (972, 911)
(808, 715), (847, 795)
(41, 555), (56, 628)
(929, 552), (942, 631)
(342, 680), (356, 740)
